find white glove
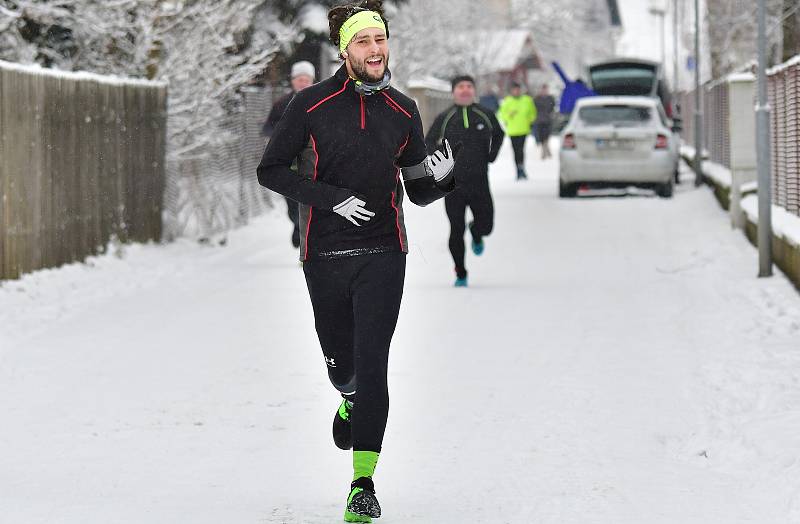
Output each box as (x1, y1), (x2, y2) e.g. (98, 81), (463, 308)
(333, 196), (375, 226)
(426, 139), (457, 182)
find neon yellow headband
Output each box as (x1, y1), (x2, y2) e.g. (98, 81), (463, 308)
(339, 10), (387, 53)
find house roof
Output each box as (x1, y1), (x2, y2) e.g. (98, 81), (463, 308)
(455, 29), (540, 74)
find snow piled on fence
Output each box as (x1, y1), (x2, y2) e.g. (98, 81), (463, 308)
(0, 59), (166, 88)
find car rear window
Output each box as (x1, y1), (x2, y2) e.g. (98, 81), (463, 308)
(578, 105), (652, 126)
(590, 68), (657, 96)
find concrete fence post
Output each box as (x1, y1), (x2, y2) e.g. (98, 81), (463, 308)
(727, 73), (757, 229)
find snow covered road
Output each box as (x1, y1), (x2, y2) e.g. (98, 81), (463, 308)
(2, 139), (799, 523)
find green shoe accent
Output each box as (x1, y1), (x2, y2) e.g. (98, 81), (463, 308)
(344, 487), (371, 522)
(353, 451), (379, 481)
(344, 508), (371, 523)
(338, 399), (353, 421)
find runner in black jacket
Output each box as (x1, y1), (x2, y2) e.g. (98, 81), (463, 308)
(256, 1), (456, 520)
(426, 75), (504, 287)
(261, 61), (316, 248)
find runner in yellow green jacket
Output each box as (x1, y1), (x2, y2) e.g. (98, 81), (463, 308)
(498, 82), (536, 179)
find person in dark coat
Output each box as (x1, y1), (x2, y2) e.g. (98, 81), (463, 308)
(533, 84), (556, 159)
(426, 74), (505, 287)
(261, 60), (316, 248)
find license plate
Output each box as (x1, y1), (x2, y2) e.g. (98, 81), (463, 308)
(596, 138), (634, 150)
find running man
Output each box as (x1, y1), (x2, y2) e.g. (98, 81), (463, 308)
(256, 1), (457, 521)
(498, 81), (536, 180)
(261, 60), (316, 248)
(426, 75), (504, 287)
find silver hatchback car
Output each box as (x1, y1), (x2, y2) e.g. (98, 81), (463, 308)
(559, 96), (680, 198)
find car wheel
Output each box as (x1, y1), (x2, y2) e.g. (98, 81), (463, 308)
(559, 179), (577, 198)
(656, 180), (674, 198)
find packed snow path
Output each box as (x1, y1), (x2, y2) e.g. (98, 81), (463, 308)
(2, 139), (799, 524)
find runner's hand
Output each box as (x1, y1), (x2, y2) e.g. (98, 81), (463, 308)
(426, 139), (461, 182)
(333, 196), (375, 226)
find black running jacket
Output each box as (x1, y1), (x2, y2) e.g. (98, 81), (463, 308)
(425, 103), (504, 191)
(257, 66), (428, 261)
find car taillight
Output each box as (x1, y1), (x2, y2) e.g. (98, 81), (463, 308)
(562, 133), (576, 149)
(655, 134), (669, 149)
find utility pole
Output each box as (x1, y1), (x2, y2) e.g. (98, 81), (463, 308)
(673, 0), (680, 91)
(756, 0), (773, 277)
(693, 0), (703, 187)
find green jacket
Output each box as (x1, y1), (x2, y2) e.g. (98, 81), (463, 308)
(498, 95), (537, 137)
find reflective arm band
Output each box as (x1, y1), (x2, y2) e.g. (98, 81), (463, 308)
(400, 161), (429, 181)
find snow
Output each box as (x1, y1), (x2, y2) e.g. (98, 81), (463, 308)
(299, 4), (329, 34)
(406, 76), (451, 92)
(741, 195), (800, 248)
(767, 54), (800, 76)
(741, 180), (758, 194)
(2, 139), (800, 523)
(702, 161), (733, 188)
(456, 29), (534, 73)
(0, 59), (166, 88)
(727, 72), (755, 83)
(680, 144), (711, 164)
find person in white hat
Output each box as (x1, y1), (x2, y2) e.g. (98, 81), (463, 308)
(261, 60), (317, 247)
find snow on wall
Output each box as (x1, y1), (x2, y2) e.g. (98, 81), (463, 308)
(0, 59), (166, 88)
(741, 195), (800, 249)
(767, 54), (800, 77)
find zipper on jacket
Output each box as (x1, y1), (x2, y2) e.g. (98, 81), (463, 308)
(360, 94), (366, 130)
(462, 106), (470, 128)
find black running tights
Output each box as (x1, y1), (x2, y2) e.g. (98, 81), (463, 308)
(445, 189), (494, 279)
(303, 252), (406, 453)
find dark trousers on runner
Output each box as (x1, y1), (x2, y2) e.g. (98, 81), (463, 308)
(303, 252), (406, 453)
(510, 135), (527, 166)
(445, 188), (494, 279)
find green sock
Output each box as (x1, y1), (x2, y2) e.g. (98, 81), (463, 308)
(352, 451), (379, 481)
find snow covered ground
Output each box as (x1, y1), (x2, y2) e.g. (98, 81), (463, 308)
(2, 138), (800, 524)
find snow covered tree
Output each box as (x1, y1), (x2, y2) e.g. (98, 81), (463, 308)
(705, 0), (786, 77)
(0, 0), (296, 237)
(782, 0), (800, 61)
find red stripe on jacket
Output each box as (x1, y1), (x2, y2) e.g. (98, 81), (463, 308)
(382, 92), (412, 119)
(392, 134), (411, 251)
(307, 79), (351, 113)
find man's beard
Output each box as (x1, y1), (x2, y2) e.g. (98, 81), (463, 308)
(351, 54), (389, 83)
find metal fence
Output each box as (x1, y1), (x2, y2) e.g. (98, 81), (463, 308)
(679, 57), (800, 219)
(0, 62), (167, 280)
(680, 81), (731, 169)
(162, 85), (281, 240)
(705, 81), (731, 169)
(769, 62), (800, 216)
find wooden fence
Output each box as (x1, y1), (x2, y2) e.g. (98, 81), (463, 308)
(0, 62), (167, 280)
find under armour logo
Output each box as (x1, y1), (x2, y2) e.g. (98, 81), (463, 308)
(325, 356), (337, 367)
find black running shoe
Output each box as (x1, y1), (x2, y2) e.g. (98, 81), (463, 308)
(332, 398), (353, 450)
(345, 477), (381, 522)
